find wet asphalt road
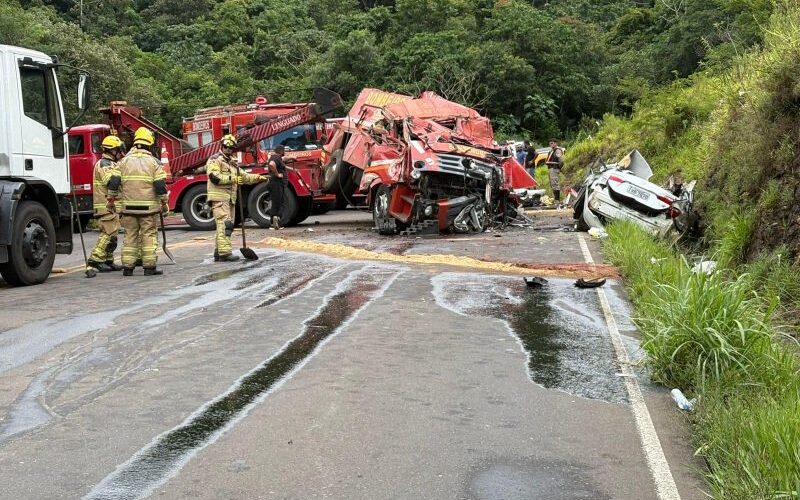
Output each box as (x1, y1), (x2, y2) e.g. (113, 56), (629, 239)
(0, 210), (706, 499)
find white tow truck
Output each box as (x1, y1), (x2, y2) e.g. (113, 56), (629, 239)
(0, 44), (89, 286)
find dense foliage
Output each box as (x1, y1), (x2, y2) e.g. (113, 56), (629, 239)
(2, 0), (772, 141)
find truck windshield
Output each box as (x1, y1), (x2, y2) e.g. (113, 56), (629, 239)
(259, 125), (317, 152)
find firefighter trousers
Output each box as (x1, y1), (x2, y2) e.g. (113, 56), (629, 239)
(121, 214), (158, 268)
(211, 201), (233, 256)
(89, 212), (120, 263)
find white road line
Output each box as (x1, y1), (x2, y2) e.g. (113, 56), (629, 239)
(579, 234), (681, 500)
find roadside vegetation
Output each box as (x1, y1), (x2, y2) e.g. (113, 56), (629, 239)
(605, 222), (799, 498)
(576, 2), (800, 496)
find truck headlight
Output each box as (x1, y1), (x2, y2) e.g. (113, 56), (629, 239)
(424, 204), (434, 216)
(411, 169), (422, 180)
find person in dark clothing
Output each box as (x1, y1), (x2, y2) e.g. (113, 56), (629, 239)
(524, 141), (538, 174)
(268, 145), (289, 230)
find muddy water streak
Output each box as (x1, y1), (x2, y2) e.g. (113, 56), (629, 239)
(85, 265), (402, 500)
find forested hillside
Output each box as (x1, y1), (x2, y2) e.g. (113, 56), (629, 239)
(1, 0), (772, 139)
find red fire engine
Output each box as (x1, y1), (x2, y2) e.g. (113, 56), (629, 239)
(68, 88), (342, 230)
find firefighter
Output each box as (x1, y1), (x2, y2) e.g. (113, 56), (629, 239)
(545, 138), (565, 204)
(206, 134), (267, 262)
(116, 127), (169, 276)
(267, 144), (289, 230)
(87, 135), (125, 272)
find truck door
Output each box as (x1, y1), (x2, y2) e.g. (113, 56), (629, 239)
(14, 54), (69, 193)
(0, 54), (9, 177)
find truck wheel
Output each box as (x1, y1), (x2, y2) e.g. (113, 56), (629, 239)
(290, 197), (313, 226)
(181, 184), (215, 231)
(0, 201), (56, 286)
(322, 149), (352, 194)
(247, 182), (297, 228)
(373, 185), (397, 235)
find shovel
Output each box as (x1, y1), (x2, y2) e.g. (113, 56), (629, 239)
(158, 211), (176, 264)
(237, 184), (258, 260)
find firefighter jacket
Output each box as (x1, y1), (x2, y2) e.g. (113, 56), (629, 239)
(206, 152), (264, 205)
(116, 147), (169, 215)
(93, 154), (121, 216)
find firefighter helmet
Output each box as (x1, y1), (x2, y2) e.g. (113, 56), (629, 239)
(101, 135), (123, 150)
(221, 134), (237, 149)
(133, 127), (155, 147)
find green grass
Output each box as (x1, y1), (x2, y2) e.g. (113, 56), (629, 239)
(604, 221), (800, 499)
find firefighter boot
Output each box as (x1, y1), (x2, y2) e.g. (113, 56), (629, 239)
(88, 260), (114, 273)
(105, 260), (123, 271)
(122, 267), (134, 276)
(143, 267), (163, 276)
(271, 216), (281, 230)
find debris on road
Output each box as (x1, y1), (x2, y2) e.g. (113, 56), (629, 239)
(670, 388), (695, 411)
(574, 277), (606, 288)
(524, 276), (548, 288)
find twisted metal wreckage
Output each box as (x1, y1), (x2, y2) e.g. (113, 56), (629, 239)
(320, 89), (539, 235)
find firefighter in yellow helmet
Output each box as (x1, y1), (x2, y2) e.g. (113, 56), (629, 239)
(87, 135), (125, 272)
(116, 127), (169, 276)
(206, 134), (267, 262)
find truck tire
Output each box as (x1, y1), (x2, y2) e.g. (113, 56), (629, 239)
(247, 182), (297, 228)
(322, 149), (352, 194)
(181, 184), (215, 231)
(291, 196), (313, 226)
(373, 185), (398, 235)
(0, 201), (56, 286)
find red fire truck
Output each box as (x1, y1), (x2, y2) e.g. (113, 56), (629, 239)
(69, 88), (341, 230)
(68, 124), (113, 229)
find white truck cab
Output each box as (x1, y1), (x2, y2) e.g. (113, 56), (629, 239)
(0, 44), (88, 286)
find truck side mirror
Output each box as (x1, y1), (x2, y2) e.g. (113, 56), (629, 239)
(77, 74), (90, 112)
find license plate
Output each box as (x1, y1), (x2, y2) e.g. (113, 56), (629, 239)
(626, 184), (651, 201)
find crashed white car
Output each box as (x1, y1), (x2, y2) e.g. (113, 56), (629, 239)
(572, 150), (696, 236)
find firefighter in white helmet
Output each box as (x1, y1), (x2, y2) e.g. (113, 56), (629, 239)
(206, 134), (267, 262)
(116, 127), (169, 276)
(87, 135), (125, 272)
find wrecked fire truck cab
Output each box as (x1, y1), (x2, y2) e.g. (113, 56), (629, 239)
(321, 89), (535, 235)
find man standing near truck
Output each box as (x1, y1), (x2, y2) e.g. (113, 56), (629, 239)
(267, 144), (289, 230)
(206, 134), (266, 261)
(87, 135), (125, 272)
(116, 127), (169, 276)
(545, 138), (565, 204)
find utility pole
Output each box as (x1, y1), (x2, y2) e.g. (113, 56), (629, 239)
(79, 0), (83, 29)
